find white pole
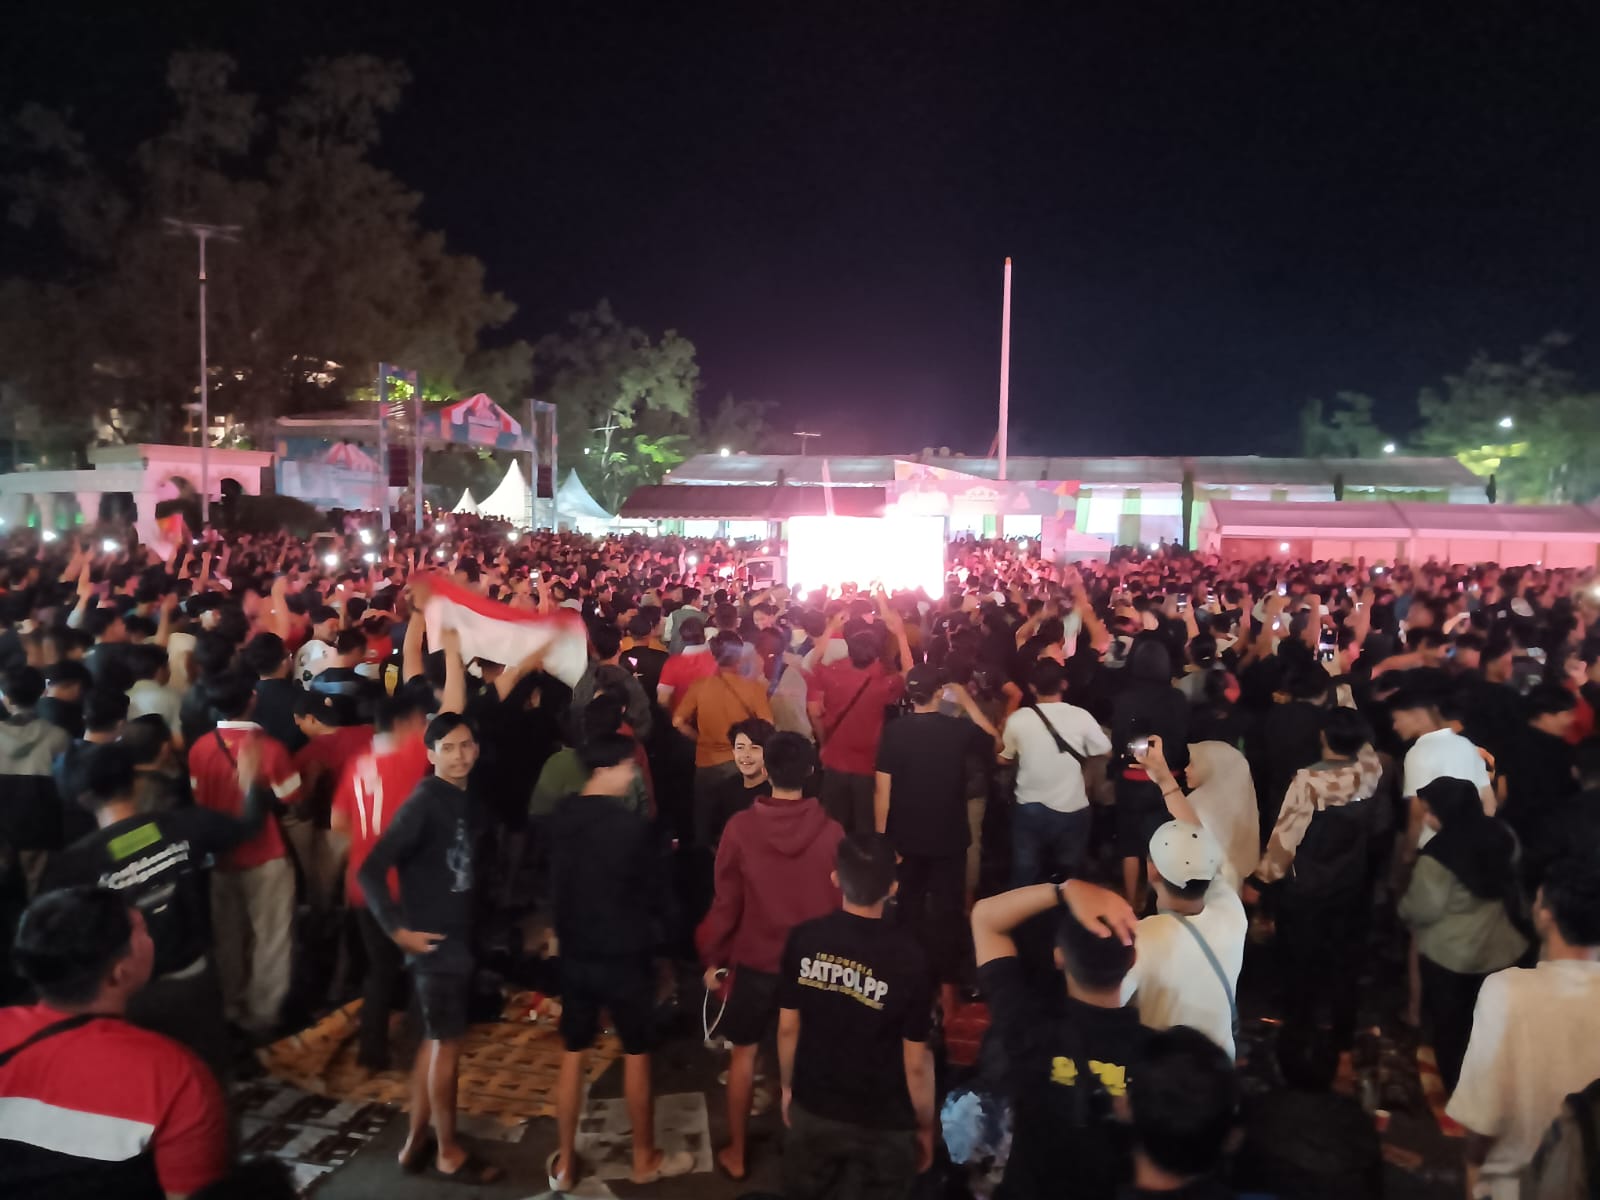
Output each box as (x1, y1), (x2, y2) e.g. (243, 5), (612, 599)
(198, 231), (210, 525)
(998, 256), (1012, 482)
(996, 256), (1012, 539)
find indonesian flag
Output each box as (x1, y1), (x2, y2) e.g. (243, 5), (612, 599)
(419, 574), (589, 686)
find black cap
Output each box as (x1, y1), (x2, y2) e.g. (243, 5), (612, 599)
(906, 664), (942, 703)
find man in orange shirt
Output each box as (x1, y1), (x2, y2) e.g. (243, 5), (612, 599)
(676, 632), (774, 848)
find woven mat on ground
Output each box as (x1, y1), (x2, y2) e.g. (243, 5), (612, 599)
(258, 993), (620, 1126)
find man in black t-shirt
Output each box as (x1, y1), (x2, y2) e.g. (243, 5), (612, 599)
(43, 741), (269, 1082)
(778, 833), (935, 1200)
(1123, 1027), (1240, 1200)
(970, 877), (1144, 1200)
(875, 665), (996, 1022)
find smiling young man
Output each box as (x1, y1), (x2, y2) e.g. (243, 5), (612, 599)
(358, 711), (500, 1185)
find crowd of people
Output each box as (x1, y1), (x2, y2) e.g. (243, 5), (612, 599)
(3, 515), (1600, 1199)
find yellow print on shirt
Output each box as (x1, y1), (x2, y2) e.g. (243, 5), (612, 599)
(795, 953), (888, 1010)
(1050, 1056), (1128, 1097)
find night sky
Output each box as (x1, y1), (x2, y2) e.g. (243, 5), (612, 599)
(6, 2), (1600, 456)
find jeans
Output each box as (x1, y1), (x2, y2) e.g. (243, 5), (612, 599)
(1011, 803), (1091, 888)
(784, 1101), (919, 1200)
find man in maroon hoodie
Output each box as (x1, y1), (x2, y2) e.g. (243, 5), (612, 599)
(698, 732), (844, 1181)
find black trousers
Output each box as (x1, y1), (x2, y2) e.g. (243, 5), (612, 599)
(896, 853), (967, 985)
(354, 905), (406, 1066)
(1419, 956), (1487, 1093)
(1277, 889), (1363, 1052)
(783, 1102), (919, 1200)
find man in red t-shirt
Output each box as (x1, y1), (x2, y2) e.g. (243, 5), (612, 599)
(292, 691), (375, 914)
(656, 616), (717, 715)
(331, 691), (433, 1070)
(806, 608), (912, 834)
(1, 887), (228, 1199)
(187, 673), (303, 1035)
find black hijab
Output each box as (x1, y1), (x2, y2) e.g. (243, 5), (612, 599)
(1418, 776), (1517, 900)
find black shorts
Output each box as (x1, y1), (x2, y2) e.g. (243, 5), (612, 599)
(718, 966), (780, 1047)
(412, 971), (471, 1042)
(559, 956), (656, 1055)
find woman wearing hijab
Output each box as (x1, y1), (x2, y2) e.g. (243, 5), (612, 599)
(1399, 776), (1528, 1091)
(1183, 740), (1261, 891)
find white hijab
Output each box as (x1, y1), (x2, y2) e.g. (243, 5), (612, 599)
(1184, 740), (1260, 892)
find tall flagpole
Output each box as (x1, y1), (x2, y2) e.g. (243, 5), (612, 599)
(998, 256), (1012, 480)
(996, 256), (1013, 537)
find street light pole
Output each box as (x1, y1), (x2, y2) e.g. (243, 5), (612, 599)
(164, 219), (240, 526)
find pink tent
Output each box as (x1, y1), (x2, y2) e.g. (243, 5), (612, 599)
(323, 441), (381, 473)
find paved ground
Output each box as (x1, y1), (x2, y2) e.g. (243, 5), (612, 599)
(314, 1030), (783, 1199)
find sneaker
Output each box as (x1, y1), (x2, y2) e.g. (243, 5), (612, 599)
(632, 1149), (695, 1184)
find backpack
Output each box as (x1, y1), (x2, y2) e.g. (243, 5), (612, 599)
(1287, 798), (1369, 900)
(1522, 1078), (1600, 1200)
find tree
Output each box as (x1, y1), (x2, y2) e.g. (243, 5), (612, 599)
(531, 300), (700, 512)
(700, 393), (782, 456)
(1299, 392), (1388, 458)
(0, 52), (530, 459)
(1413, 333), (1600, 503)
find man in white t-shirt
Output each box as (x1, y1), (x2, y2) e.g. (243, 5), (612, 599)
(1121, 818), (1246, 1059)
(294, 605), (341, 684)
(1392, 688), (1495, 851)
(1448, 855), (1600, 1199)
(999, 659), (1111, 886)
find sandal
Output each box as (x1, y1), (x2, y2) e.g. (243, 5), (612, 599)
(399, 1132), (435, 1175)
(546, 1150), (580, 1193)
(632, 1149), (695, 1184)
(429, 1151), (505, 1185)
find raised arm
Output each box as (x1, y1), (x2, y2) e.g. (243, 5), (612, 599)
(971, 879), (1135, 967)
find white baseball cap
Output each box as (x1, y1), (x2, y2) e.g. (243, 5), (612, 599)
(1148, 821), (1223, 886)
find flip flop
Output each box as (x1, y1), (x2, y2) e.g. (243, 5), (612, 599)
(399, 1132), (435, 1175)
(430, 1151), (505, 1186)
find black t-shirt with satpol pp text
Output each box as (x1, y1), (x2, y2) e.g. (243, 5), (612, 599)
(979, 956), (1149, 1200)
(778, 910), (932, 1130)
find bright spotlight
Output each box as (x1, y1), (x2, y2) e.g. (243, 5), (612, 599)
(434, 522), (446, 534)
(1498, 415), (1514, 430)
(1383, 442), (1396, 454)
(323, 553), (339, 568)
(719, 446), (731, 457)
(362, 552), (378, 564)
(1279, 542), (1290, 552)
(359, 529), (373, 545)
(41, 530), (58, 543)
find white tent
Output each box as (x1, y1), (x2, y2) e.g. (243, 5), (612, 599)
(452, 489), (479, 515)
(468, 462), (618, 530)
(477, 461), (532, 523)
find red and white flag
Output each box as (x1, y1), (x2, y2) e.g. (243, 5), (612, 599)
(419, 574), (589, 686)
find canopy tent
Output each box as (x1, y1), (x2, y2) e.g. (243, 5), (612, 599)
(477, 460), (532, 523)
(472, 463), (616, 531)
(1200, 500), (1600, 568)
(323, 441), (381, 472)
(553, 470), (613, 526)
(452, 489), (479, 515)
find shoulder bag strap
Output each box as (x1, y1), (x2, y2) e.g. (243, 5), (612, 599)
(1028, 703), (1086, 765)
(1176, 914), (1238, 1040)
(0, 1014), (99, 1070)
(716, 672), (757, 721)
(824, 675), (875, 740)
(213, 728), (237, 768)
